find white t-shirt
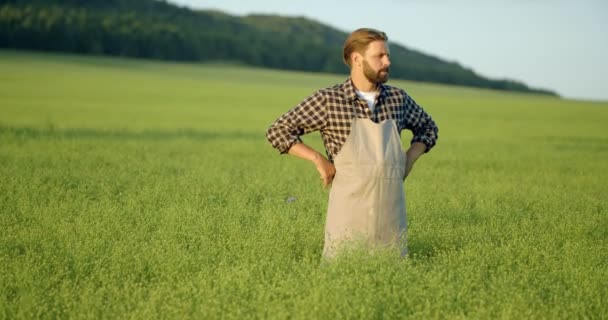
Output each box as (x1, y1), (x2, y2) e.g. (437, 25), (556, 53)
(356, 90), (378, 112)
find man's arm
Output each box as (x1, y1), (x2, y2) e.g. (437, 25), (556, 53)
(266, 91), (333, 186)
(404, 142), (427, 179)
(266, 90), (327, 154)
(288, 143), (336, 188)
(401, 93), (439, 178)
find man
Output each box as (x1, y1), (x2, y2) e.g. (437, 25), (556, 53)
(266, 28), (438, 258)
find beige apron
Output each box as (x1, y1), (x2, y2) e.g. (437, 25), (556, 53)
(322, 101), (407, 258)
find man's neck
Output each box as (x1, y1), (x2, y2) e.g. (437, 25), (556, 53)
(351, 72), (377, 92)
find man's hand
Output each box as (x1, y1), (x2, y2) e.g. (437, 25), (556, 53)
(288, 142), (336, 187)
(404, 142), (427, 180)
(312, 154), (336, 188)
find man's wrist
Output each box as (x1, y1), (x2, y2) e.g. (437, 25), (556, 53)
(311, 152), (325, 164)
(406, 143), (426, 159)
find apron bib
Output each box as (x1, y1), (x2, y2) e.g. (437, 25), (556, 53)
(323, 101), (408, 258)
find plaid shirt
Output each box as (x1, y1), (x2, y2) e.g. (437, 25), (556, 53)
(266, 78), (438, 162)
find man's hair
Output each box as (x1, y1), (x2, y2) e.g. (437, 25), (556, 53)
(342, 28), (388, 68)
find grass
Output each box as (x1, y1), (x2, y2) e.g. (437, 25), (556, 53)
(1, 50), (607, 319)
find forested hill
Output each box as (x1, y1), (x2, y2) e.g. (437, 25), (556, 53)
(0, 0), (556, 95)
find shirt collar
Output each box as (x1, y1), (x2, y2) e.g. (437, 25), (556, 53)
(343, 78), (388, 101)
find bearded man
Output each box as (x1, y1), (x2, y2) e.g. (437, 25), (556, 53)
(266, 28), (439, 258)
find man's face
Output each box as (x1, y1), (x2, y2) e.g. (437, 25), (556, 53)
(362, 40), (391, 84)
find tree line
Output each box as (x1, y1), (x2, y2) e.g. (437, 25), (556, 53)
(0, 0), (556, 96)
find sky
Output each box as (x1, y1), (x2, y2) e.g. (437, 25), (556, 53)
(170, 0), (608, 101)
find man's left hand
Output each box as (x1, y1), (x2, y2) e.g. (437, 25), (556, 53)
(404, 142), (427, 180)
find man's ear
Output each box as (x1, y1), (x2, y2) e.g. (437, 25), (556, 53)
(352, 52), (363, 67)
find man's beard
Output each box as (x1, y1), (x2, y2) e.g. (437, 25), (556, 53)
(363, 60), (389, 84)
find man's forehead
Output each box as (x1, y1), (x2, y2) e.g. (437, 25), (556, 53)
(366, 40), (390, 54)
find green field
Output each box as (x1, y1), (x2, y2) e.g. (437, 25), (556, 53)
(1, 50), (607, 319)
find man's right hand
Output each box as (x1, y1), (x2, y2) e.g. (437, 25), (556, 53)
(312, 154), (336, 188)
(288, 142), (336, 188)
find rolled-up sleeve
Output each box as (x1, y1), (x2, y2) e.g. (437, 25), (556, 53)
(403, 93), (438, 152)
(266, 90), (327, 154)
